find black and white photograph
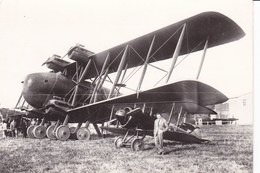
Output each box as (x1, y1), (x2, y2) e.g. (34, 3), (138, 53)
(0, 0), (254, 172)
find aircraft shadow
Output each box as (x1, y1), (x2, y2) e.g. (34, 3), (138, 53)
(144, 141), (211, 155)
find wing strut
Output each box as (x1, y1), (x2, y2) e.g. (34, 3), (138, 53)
(79, 60), (92, 82)
(90, 53), (110, 103)
(175, 106), (183, 131)
(71, 60), (92, 106)
(182, 112), (187, 124)
(136, 35), (156, 93)
(167, 103), (176, 124)
(108, 45), (129, 98)
(95, 68), (109, 101)
(196, 39), (208, 79)
(115, 63), (129, 97)
(166, 24), (186, 83)
(15, 92), (29, 110)
(149, 106), (154, 116)
(142, 103), (146, 113)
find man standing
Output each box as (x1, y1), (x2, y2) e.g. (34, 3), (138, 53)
(2, 120), (7, 139)
(154, 113), (169, 155)
(20, 119), (27, 138)
(10, 119), (17, 138)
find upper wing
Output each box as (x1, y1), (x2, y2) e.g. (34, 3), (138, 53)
(65, 11), (245, 79)
(67, 80), (227, 120)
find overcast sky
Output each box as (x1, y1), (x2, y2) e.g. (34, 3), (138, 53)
(0, 0), (253, 108)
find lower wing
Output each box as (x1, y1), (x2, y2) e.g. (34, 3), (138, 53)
(67, 80), (227, 123)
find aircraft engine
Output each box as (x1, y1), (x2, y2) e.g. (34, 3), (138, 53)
(115, 107), (155, 130)
(115, 107), (132, 128)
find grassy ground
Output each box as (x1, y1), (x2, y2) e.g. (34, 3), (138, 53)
(0, 125), (253, 173)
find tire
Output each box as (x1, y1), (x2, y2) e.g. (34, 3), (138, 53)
(131, 138), (144, 151)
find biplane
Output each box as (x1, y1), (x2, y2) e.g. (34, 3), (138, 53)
(15, 11), (244, 142)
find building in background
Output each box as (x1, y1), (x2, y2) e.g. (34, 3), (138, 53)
(214, 92), (253, 125)
(185, 92), (253, 126)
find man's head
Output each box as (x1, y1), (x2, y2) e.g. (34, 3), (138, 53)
(156, 113), (161, 119)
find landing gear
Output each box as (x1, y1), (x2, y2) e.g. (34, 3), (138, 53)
(45, 118), (92, 141)
(27, 117), (47, 139)
(55, 125), (70, 141)
(114, 136), (123, 148)
(131, 138), (144, 151)
(27, 125), (36, 138)
(114, 129), (146, 151)
(46, 125), (56, 140)
(76, 127), (91, 140)
(33, 125), (46, 139)
(52, 116), (71, 141)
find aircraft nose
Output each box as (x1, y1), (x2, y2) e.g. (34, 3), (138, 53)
(24, 75), (33, 90)
(23, 73), (47, 91)
(22, 73), (54, 108)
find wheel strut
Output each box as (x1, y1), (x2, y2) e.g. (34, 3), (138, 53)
(27, 125), (36, 138)
(55, 115), (71, 141)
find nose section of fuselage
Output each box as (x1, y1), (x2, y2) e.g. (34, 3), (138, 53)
(22, 73), (56, 108)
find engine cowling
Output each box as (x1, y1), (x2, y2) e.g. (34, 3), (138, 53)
(115, 107), (131, 127)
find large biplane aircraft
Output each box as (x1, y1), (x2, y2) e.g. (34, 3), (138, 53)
(15, 12), (244, 143)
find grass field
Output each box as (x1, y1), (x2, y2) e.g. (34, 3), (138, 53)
(0, 125), (253, 173)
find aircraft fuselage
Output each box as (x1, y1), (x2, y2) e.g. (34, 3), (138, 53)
(22, 72), (92, 109)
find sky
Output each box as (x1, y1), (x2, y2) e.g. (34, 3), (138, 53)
(0, 0), (253, 108)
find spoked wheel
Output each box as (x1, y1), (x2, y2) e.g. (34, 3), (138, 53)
(76, 127), (91, 140)
(114, 136), (124, 149)
(55, 125), (70, 141)
(33, 125), (46, 139)
(27, 125), (36, 138)
(131, 138), (144, 151)
(46, 125), (56, 140)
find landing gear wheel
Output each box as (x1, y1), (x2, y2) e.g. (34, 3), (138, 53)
(33, 125), (46, 139)
(27, 125), (36, 138)
(114, 136), (124, 148)
(55, 125), (70, 141)
(131, 138), (144, 151)
(76, 127), (91, 140)
(46, 125), (56, 140)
